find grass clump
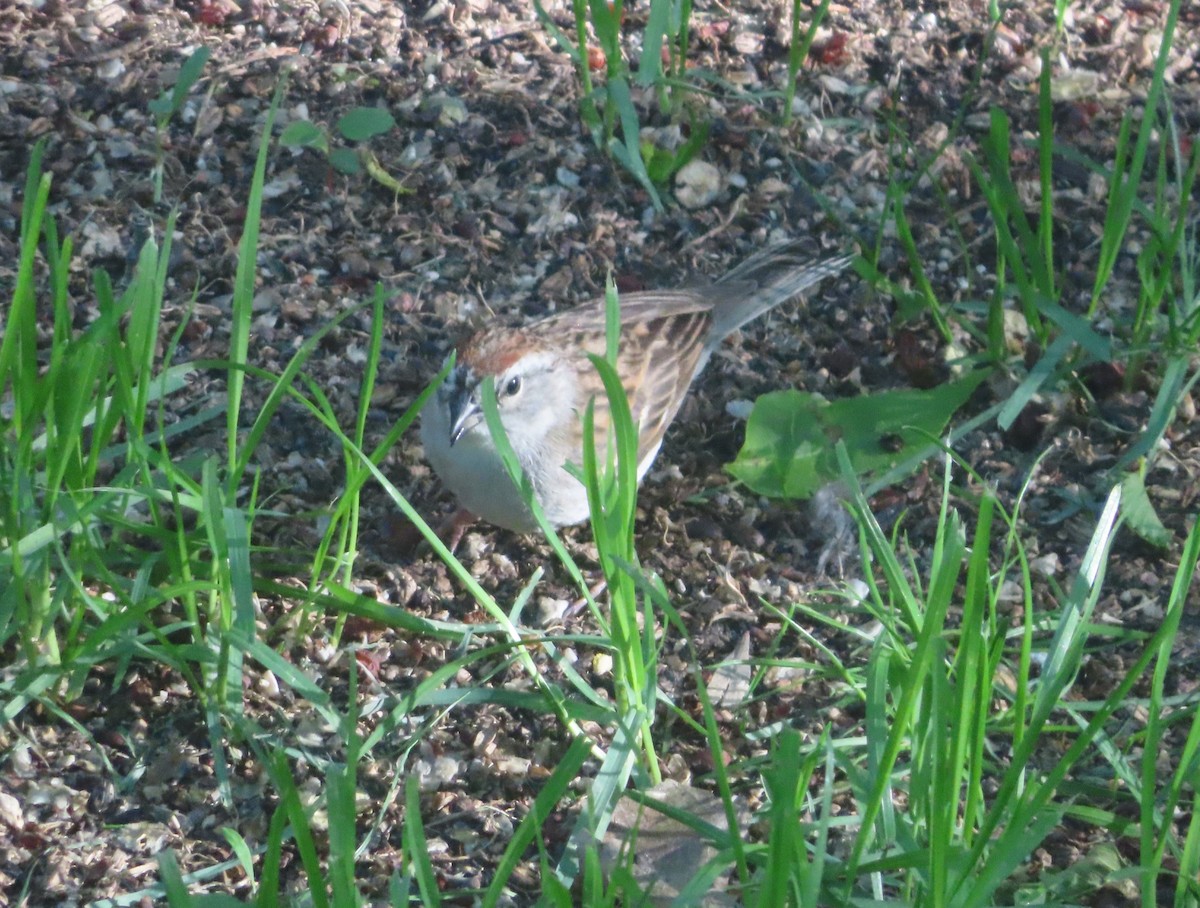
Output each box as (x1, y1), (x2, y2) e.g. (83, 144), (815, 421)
(532, 0), (830, 209)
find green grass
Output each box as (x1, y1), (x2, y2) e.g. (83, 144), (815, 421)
(532, 0), (828, 207)
(2, 3), (1199, 905)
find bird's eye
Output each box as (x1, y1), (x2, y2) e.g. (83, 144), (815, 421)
(504, 376), (522, 397)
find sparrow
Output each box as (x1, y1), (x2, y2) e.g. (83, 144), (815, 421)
(420, 242), (853, 539)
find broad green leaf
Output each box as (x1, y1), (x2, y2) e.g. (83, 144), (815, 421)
(642, 121), (709, 185)
(328, 147), (361, 175)
(729, 371), (988, 499)
(278, 120), (328, 152)
(336, 106), (396, 141)
(1121, 467), (1170, 549)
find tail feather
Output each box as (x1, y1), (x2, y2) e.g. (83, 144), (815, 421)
(710, 242), (854, 339)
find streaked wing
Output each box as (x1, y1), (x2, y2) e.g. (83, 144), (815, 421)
(538, 289), (720, 336)
(625, 310), (710, 469)
(563, 304), (711, 475)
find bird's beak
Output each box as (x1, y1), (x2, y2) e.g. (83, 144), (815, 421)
(447, 386), (480, 447)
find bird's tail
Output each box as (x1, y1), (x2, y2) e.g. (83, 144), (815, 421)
(710, 241), (854, 339)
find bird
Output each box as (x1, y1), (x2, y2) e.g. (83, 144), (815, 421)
(419, 242), (853, 542)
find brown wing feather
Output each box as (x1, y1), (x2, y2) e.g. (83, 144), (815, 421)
(553, 299), (712, 473)
(537, 289), (717, 337)
(625, 312), (709, 467)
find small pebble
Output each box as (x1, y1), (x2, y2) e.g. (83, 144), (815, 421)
(674, 159), (722, 209)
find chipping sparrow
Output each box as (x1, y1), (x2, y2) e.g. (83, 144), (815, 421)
(420, 242), (853, 536)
